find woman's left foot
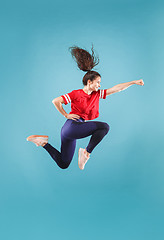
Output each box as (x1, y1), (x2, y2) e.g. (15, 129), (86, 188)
(26, 135), (49, 147)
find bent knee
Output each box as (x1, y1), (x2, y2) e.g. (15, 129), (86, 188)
(60, 162), (70, 169)
(103, 122), (110, 134)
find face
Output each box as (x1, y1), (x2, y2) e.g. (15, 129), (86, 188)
(88, 76), (101, 91)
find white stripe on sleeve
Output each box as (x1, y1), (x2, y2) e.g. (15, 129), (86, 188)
(64, 94), (71, 104)
(101, 90), (104, 98)
(100, 90), (104, 99)
(66, 94), (71, 103)
(99, 90), (102, 98)
(64, 94), (69, 104)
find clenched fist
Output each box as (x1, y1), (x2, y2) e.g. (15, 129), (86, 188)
(134, 79), (144, 86)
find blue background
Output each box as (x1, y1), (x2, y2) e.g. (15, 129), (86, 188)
(1, 0), (164, 239)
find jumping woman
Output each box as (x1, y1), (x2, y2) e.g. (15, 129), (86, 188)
(27, 45), (144, 170)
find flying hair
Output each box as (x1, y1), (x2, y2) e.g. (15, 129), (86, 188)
(68, 43), (100, 72)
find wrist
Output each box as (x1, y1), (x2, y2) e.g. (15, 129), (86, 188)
(131, 80), (136, 85)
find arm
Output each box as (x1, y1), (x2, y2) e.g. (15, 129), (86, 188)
(52, 96), (80, 120)
(52, 96), (68, 118)
(106, 79), (144, 96)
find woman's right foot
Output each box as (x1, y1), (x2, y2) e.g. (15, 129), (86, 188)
(26, 135), (49, 147)
(78, 148), (90, 170)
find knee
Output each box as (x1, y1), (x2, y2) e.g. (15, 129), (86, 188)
(60, 162), (70, 169)
(103, 122), (110, 135)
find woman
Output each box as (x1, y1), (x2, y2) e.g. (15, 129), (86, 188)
(27, 45), (144, 170)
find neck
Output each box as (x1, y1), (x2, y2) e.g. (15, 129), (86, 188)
(83, 86), (92, 95)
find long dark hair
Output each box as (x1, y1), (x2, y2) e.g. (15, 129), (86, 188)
(69, 44), (101, 85)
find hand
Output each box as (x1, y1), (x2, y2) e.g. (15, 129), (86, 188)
(65, 114), (81, 121)
(134, 79), (144, 86)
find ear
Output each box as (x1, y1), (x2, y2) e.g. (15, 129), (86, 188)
(87, 79), (92, 85)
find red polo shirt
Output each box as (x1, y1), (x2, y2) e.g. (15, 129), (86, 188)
(61, 89), (107, 120)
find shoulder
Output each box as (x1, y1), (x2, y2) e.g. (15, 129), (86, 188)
(67, 89), (83, 100)
(71, 89), (83, 96)
(69, 89), (82, 93)
(75, 89), (83, 93)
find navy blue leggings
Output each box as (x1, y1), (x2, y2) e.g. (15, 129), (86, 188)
(43, 118), (110, 169)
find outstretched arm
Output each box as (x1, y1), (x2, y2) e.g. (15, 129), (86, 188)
(106, 79), (144, 96)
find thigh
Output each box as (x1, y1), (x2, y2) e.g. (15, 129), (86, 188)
(61, 119), (108, 140)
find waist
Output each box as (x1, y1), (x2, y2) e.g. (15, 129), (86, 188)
(77, 117), (86, 122)
(69, 109), (99, 121)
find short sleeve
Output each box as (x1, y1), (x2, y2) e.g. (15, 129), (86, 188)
(99, 89), (107, 99)
(61, 90), (75, 105)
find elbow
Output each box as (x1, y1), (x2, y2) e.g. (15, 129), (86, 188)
(52, 96), (64, 105)
(52, 98), (62, 106)
(52, 98), (57, 104)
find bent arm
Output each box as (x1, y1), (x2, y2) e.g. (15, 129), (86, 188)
(106, 79), (144, 96)
(52, 97), (68, 118)
(52, 96), (81, 121)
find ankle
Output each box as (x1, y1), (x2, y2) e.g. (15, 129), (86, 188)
(41, 142), (48, 147)
(84, 148), (90, 157)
